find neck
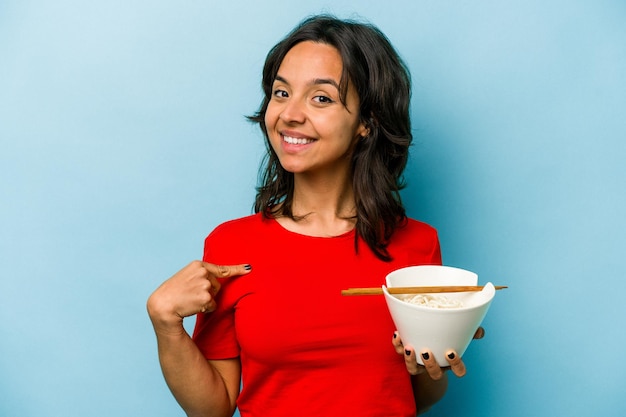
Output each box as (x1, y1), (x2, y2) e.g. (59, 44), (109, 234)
(293, 176), (355, 215)
(277, 173), (357, 237)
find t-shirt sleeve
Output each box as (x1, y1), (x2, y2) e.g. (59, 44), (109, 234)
(191, 232), (241, 359)
(429, 231), (443, 265)
(403, 219), (443, 266)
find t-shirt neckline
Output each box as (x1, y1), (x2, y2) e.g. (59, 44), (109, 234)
(268, 216), (356, 240)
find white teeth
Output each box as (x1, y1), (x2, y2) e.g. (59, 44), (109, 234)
(283, 135), (314, 145)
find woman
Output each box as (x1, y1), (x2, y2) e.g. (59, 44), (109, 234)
(147, 15), (472, 417)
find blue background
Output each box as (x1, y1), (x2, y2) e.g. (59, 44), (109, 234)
(1, 1), (625, 416)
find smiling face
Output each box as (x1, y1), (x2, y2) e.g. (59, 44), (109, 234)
(264, 41), (368, 178)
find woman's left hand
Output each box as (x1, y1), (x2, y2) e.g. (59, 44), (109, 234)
(392, 327), (485, 380)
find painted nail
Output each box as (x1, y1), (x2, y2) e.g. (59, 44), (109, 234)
(405, 349), (411, 356)
(393, 332), (397, 339)
(447, 352), (455, 360)
(244, 264), (252, 271)
(422, 352), (430, 360)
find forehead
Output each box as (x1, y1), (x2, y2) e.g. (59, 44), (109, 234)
(277, 41), (344, 81)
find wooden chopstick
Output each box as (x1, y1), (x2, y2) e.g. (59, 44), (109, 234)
(341, 285), (508, 296)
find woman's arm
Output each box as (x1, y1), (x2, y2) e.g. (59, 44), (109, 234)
(397, 345), (450, 414)
(152, 325), (240, 417)
(411, 370), (448, 415)
(147, 261), (250, 417)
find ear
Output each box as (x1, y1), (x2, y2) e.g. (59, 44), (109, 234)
(358, 113), (378, 139)
(356, 117), (371, 139)
(358, 124), (370, 139)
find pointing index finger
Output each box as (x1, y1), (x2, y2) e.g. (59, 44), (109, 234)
(202, 262), (252, 278)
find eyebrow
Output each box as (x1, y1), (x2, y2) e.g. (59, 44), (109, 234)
(274, 75), (340, 90)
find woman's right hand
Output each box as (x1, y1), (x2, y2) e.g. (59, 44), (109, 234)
(392, 327), (485, 380)
(146, 261), (251, 333)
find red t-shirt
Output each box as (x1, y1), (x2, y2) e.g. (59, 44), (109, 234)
(192, 213), (441, 417)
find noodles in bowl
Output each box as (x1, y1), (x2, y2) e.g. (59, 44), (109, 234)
(397, 293), (464, 309)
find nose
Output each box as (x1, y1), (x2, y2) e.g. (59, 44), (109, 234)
(278, 98), (306, 124)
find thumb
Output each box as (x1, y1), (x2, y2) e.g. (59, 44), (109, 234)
(202, 262), (252, 278)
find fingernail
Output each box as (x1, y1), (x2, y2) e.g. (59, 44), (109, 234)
(421, 352), (430, 360)
(405, 349), (411, 356)
(447, 352), (455, 360)
(244, 264), (252, 271)
(393, 332), (397, 339)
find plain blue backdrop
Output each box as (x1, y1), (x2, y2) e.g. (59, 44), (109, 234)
(1, 1), (625, 416)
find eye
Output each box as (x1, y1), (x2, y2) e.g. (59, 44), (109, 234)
(272, 89), (289, 98)
(313, 95), (334, 104)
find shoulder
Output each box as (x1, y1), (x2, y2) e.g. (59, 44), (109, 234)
(202, 213), (269, 262)
(209, 213), (264, 234)
(388, 217), (442, 264)
(206, 213), (266, 243)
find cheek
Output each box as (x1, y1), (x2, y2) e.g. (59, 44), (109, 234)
(264, 106), (281, 151)
(337, 117), (364, 143)
(264, 102), (279, 130)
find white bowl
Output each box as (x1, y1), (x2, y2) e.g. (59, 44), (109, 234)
(383, 265), (495, 366)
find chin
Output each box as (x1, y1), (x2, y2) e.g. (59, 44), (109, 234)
(277, 159), (307, 174)
(279, 165), (305, 174)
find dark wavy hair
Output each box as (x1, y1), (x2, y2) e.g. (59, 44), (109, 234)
(248, 15), (413, 261)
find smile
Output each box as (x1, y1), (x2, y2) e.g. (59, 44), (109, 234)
(283, 135), (315, 145)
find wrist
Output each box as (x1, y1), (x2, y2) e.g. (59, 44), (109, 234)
(412, 371), (448, 413)
(147, 298), (186, 336)
(150, 316), (188, 338)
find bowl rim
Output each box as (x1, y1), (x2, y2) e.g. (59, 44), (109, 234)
(386, 265), (478, 285)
